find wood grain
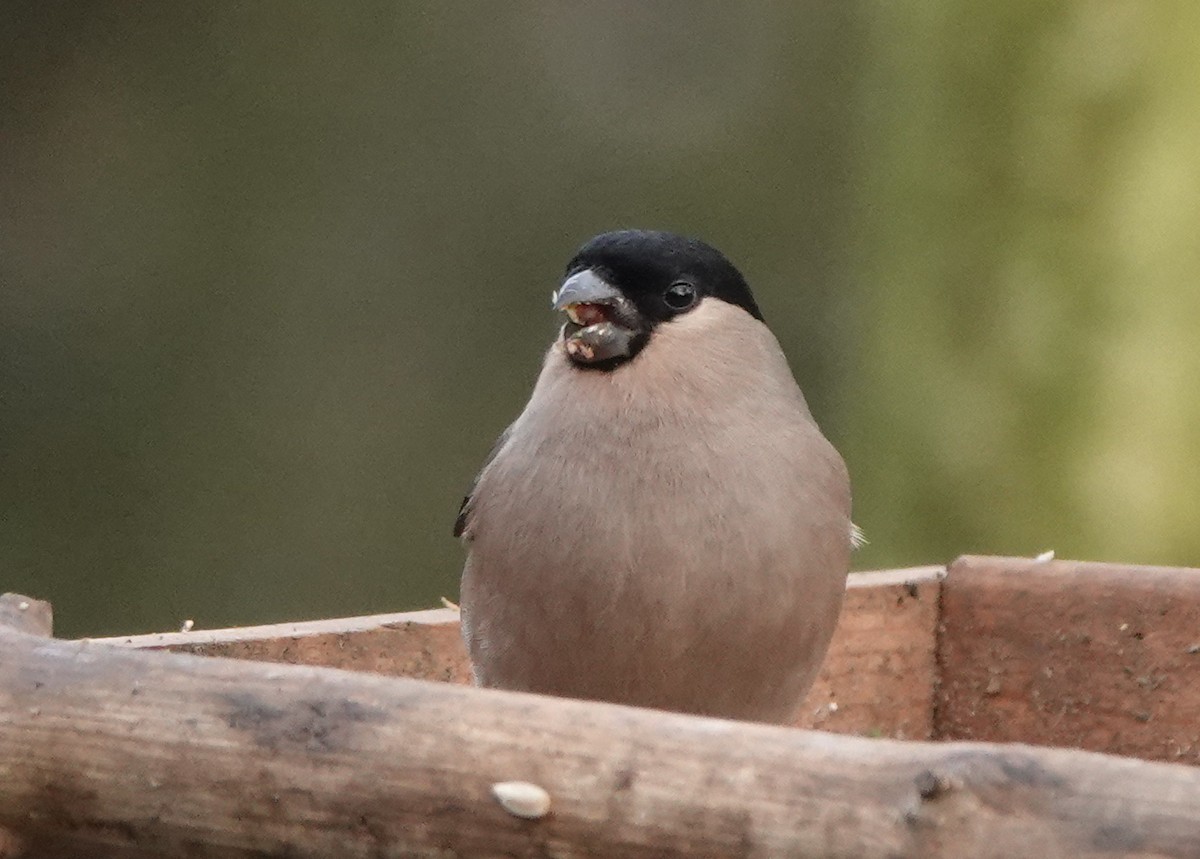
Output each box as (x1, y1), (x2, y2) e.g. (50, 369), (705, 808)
(95, 607), (472, 685)
(95, 568), (945, 739)
(5, 614), (1200, 858)
(0, 593), (51, 638)
(938, 555), (1200, 764)
(800, 566), (942, 737)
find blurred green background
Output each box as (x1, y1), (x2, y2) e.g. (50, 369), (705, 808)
(3, 3), (1198, 638)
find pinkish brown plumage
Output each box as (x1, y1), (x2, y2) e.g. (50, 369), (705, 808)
(455, 231), (853, 724)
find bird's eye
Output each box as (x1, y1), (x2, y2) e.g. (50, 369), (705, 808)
(663, 281), (698, 311)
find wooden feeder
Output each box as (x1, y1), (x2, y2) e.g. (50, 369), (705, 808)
(1, 555), (1198, 857)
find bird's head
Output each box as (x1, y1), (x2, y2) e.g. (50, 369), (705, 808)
(552, 230), (763, 371)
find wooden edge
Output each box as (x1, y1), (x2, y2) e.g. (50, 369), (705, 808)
(88, 606), (462, 648)
(92, 606), (473, 686)
(90, 568), (944, 649)
(937, 554), (1200, 765)
(86, 567), (945, 741)
(846, 565), (945, 589)
(0, 593), (52, 637)
(800, 566), (943, 738)
(3, 626), (1200, 859)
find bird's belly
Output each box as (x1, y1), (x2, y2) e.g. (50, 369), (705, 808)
(460, 435), (849, 723)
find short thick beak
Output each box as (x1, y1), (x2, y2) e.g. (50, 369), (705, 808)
(552, 268), (643, 367)
(552, 269), (622, 311)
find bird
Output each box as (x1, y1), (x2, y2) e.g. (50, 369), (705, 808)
(454, 229), (856, 724)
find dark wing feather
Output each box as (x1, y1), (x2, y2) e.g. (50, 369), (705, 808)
(453, 424), (514, 538)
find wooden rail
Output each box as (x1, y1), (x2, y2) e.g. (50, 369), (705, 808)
(939, 555), (1200, 763)
(91, 556), (1200, 764)
(3, 555), (1200, 856)
(4, 589), (1200, 859)
(94, 566), (946, 740)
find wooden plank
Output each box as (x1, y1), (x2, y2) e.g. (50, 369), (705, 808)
(93, 608), (472, 685)
(95, 567), (943, 739)
(937, 555), (1200, 765)
(6, 605), (1200, 859)
(800, 566), (943, 738)
(0, 592), (52, 637)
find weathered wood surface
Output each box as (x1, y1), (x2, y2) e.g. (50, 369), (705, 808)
(938, 555), (1200, 764)
(5, 593), (1200, 859)
(95, 606), (474, 684)
(802, 566), (941, 738)
(0, 593), (51, 638)
(95, 566), (945, 739)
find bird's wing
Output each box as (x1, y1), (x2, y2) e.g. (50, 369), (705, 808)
(453, 424), (514, 539)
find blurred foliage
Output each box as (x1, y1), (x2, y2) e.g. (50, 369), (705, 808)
(1, 3), (1196, 637)
(845, 2), (1200, 570)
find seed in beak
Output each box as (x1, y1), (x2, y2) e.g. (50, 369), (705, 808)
(565, 303), (609, 327)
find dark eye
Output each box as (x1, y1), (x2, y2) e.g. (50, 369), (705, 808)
(663, 281), (698, 310)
